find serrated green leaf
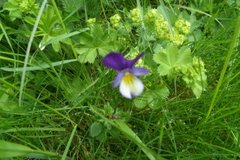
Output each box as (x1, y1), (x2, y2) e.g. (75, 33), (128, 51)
(153, 44), (192, 76)
(3, 0), (22, 21)
(37, 5), (62, 35)
(89, 122), (103, 137)
(78, 48), (97, 63)
(76, 25), (118, 63)
(0, 140), (33, 158)
(61, 0), (84, 13)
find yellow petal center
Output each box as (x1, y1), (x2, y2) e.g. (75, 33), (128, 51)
(122, 72), (134, 84)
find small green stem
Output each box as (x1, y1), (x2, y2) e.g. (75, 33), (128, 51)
(100, 0), (108, 22)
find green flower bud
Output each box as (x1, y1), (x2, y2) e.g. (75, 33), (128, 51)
(154, 15), (169, 39)
(169, 32), (185, 45)
(155, 15), (166, 28)
(175, 19), (191, 35)
(86, 18), (96, 27)
(19, 0), (38, 13)
(145, 8), (158, 23)
(110, 14), (121, 28)
(130, 8), (141, 25)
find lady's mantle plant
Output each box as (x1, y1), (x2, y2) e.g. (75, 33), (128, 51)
(153, 44), (207, 98)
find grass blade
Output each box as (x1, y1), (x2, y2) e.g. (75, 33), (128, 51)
(39, 29), (89, 50)
(19, 0), (48, 106)
(0, 140), (33, 158)
(61, 125), (77, 160)
(0, 59), (77, 72)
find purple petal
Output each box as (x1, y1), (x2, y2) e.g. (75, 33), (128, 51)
(102, 52), (145, 71)
(112, 71), (125, 87)
(102, 52), (128, 71)
(126, 52), (144, 68)
(130, 67), (149, 76)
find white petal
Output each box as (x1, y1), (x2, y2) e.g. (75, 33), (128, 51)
(119, 76), (144, 99)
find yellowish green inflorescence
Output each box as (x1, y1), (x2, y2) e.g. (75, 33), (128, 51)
(168, 31), (185, 45)
(145, 9), (158, 23)
(19, 0), (38, 13)
(108, 7), (191, 45)
(130, 8), (141, 25)
(145, 8), (191, 45)
(86, 18), (96, 27)
(110, 14), (121, 28)
(175, 19), (191, 35)
(154, 14), (169, 39)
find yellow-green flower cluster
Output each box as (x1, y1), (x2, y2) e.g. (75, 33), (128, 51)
(130, 8), (141, 25)
(145, 9), (158, 23)
(110, 14), (121, 28)
(143, 8), (191, 45)
(86, 18), (96, 27)
(175, 19), (191, 35)
(167, 20), (191, 45)
(154, 15), (168, 39)
(168, 31), (185, 45)
(19, 0), (38, 14)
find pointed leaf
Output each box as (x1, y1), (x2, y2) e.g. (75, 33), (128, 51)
(0, 140), (33, 158)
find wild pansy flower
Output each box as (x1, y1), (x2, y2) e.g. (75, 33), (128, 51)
(103, 52), (149, 99)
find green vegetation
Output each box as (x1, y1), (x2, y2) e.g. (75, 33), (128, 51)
(0, 0), (240, 159)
